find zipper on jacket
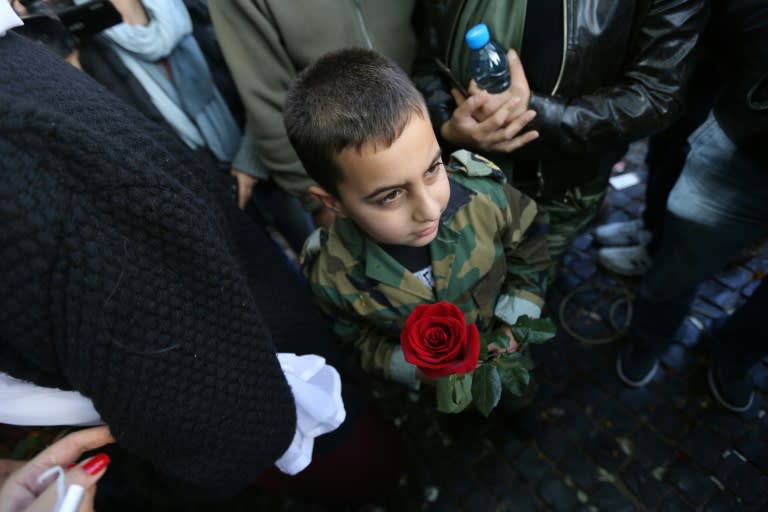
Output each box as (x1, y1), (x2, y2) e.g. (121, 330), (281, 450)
(536, 0), (568, 198)
(354, 0), (374, 49)
(550, 0), (568, 95)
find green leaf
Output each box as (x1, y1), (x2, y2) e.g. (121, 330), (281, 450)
(510, 316), (557, 347)
(436, 373), (473, 414)
(471, 365), (502, 417)
(499, 365), (530, 397)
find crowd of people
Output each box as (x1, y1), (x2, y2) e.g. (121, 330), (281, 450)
(0, 0), (765, 509)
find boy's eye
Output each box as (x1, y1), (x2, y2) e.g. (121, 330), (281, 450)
(378, 190), (402, 205)
(426, 162), (444, 177)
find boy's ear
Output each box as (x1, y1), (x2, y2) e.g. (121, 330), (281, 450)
(308, 185), (346, 217)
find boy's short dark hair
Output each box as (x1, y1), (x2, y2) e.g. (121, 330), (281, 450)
(284, 48), (426, 197)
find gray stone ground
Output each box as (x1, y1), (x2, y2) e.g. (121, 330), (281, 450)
(3, 142), (767, 511)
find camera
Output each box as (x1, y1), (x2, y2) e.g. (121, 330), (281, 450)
(12, 0), (122, 57)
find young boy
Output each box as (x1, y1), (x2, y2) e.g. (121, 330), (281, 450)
(286, 48), (551, 390)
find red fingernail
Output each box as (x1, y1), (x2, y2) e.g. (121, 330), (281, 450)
(81, 453), (110, 475)
(66, 463), (77, 470)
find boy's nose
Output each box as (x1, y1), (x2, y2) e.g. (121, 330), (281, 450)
(413, 191), (441, 222)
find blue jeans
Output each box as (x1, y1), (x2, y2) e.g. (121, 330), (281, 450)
(629, 113), (768, 367)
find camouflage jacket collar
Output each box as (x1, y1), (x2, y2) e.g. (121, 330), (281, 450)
(335, 178), (475, 301)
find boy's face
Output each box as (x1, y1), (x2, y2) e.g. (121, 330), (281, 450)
(321, 113), (450, 247)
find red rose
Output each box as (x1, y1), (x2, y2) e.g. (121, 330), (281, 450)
(400, 301), (480, 379)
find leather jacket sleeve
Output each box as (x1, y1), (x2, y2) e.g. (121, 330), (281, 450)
(529, 0), (710, 155)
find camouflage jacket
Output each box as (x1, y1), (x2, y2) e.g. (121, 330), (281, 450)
(300, 151), (550, 388)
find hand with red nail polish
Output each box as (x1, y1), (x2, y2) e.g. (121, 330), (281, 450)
(0, 426), (114, 512)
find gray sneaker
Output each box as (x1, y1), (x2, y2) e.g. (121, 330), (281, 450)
(598, 245), (652, 276)
(594, 219), (652, 247)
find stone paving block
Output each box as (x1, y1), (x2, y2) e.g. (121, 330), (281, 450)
(656, 490), (696, 511)
(714, 266), (756, 292)
(571, 233), (594, 252)
(690, 298), (729, 320)
(473, 455), (516, 497)
(589, 483), (636, 512)
(633, 426), (675, 468)
(425, 493), (460, 512)
(513, 446), (553, 484)
(548, 406), (600, 447)
(620, 199), (644, 217)
(621, 461), (670, 509)
(559, 449), (599, 493)
(617, 386), (655, 414)
(583, 431), (626, 471)
(494, 486), (543, 511)
(553, 268), (583, 294)
(461, 488), (496, 512)
(698, 280), (739, 312)
(681, 427), (730, 471)
(570, 382), (612, 411)
(600, 209), (632, 225)
(714, 451), (768, 507)
(742, 279), (760, 298)
(702, 491), (745, 512)
(664, 461), (717, 507)
(537, 475), (580, 512)
(590, 399), (638, 436)
(536, 427), (572, 464)
(499, 436), (526, 465)
(677, 317), (704, 348)
(698, 410), (746, 441)
(571, 257), (598, 280)
(650, 404), (694, 441)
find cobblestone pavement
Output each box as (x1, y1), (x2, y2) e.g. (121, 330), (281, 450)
(2, 143), (767, 511)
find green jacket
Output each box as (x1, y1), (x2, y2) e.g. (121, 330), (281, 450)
(300, 151), (550, 388)
(209, 0), (417, 210)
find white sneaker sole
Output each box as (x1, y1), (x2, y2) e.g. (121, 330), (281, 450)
(616, 353), (659, 388)
(707, 366), (753, 413)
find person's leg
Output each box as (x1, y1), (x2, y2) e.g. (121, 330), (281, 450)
(708, 278), (768, 411)
(619, 113), (768, 385)
(643, 67), (716, 255)
(544, 173), (609, 277)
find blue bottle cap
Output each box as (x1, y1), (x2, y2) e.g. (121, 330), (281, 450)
(465, 23), (491, 50)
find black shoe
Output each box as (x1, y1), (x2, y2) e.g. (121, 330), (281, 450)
(616, 342), (659, 387)
(707, 365), (754, 413)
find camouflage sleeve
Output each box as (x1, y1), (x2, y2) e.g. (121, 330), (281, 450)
(307, 280), (420, 390)
(494, 184), (551, 325)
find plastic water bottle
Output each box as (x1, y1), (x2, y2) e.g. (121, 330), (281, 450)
(465, 23), (510, 94)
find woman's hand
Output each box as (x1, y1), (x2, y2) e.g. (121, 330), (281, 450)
(0, 427), (114, 512)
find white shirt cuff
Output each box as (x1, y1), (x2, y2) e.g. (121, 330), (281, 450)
(389, 346), (421, 390)
(494, 295), (542, 325)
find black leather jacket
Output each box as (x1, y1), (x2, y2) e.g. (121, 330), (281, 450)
(414, 0), (710, 193)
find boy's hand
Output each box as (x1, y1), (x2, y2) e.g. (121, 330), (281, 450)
(488, 325), (519, 359)
(231, 168), (259, 210)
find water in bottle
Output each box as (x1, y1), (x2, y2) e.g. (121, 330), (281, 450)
(465, 23), (510, 94)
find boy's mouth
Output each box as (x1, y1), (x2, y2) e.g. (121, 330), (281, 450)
(415, 221), (439, 238)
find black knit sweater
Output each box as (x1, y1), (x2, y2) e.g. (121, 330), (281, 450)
(0, 33), (297, 497)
